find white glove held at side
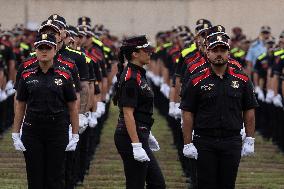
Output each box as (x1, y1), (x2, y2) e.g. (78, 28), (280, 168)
(131, 143), (150, 162)
(12, 133), (26, 151)
(183, 143), (198, 159)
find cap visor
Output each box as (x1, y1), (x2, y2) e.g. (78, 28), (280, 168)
(143, 45), (154, 53)
(34, 41), (56, 49)
(208, 42), (230, 50)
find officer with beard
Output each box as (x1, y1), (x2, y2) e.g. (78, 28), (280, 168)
(180, 34), (258, 189)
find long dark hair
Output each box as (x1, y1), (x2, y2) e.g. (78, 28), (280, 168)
(112, 45), (138, 105)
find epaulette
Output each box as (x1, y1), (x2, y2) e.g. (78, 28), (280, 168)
(181, 43), (197, 58)
(57, 55), (75, 69)
(185, 51), (201, 65)
(274, 49), (284, 56)
(103, 46), (111, 53)
(233, 50), (246, 58)
(257, 53), (267, 61)
(124, 67), (142, 86)
(65, 46), (82, 55)
(191, 68), (211, 86)
(21, 67), (37, 79)
(54, 68), (72, 80)
(229, 58), (242, 69)
(20, 42), (30, 50)
(92, 37), (103, 47)
(23, 57), (38, 68)
(155, 46), (162, 53)
(230, 47), (239, 54)
(188, 56), (206, 73)
(162, 42), (173, 49)
(228, 67), (249, 82)
(280, 54), (284, 60)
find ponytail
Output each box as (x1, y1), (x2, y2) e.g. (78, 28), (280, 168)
(112, 47), (126, 106)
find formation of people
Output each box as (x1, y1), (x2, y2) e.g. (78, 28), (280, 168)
(0, 15), (283, 189)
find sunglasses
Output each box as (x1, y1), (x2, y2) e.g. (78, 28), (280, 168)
(38, 45), (53, 51)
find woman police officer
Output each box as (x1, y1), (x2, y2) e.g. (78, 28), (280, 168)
(12, 33), (79, 189)
(113, 35), (166, 189)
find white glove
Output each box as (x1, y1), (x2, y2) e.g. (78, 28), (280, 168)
(169, 102), (176, 117)
(97, 102), (106, 116)
(174, 103), (181, 119)
(5, 80), (16, 96)
(241, 137), (255, 157)
(66, 134), (79, 151)
(183, 143), (198, 159)
(131, 143), (150, 162)
(105, 93), (110, 103)
(265, 89), (274, 103)
(89, 112), (98, 128)
(272, 94), (283, 107)
(0, 89), (8, 102)
(148, 132), (160, 151)
(255, 86), (265, 101)
(79, 114), (88, 134)
(240, 126), (246, 141)
(12, 133), (26, 151)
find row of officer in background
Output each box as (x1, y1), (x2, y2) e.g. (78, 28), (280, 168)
(10, 14), (118, 189)
(146, 19), (262, 189)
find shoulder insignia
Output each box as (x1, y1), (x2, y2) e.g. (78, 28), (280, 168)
(228, 67), (248, 82)
(188, 57), (206, 73)
(185, 51), (201, 65)
(22, 67), (37, 79)
(66, 46), (82, 55)
(23, 57), (38, 68)
(229, 58), (242, 69)
(124, 67), (141, 85)
(55, 69), (71, 80)
(20, 43), (30, 50)
(257, 53), (267, 60)
(181, 43), (197, 58)
(192, 68), (211, 86)
(58, 55), (75, 69)
(274, 49), (284, 56)
(92, 37), (103, 47)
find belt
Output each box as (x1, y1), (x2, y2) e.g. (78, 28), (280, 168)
(195, 129), (240, 138)
(26, 111), (66, 121)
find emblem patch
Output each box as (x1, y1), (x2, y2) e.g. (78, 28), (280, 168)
(231, 81), (239, 88)
(201, 83), (214, 91)
(55, 78), (63, 86)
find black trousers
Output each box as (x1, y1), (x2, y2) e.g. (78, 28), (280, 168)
(21, 115), (69, 189)
(193, 135), (242, 189)
(114, 127), (166, 189)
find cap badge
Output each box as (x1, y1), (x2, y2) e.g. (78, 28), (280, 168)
(42, 34), (48, 40)
(231, 81), (239, 89)
(54, 78), (63, 86)
(217, 36), (222, 41)
(218, 26), (223, 32)
(82, 17), (86, 21)
(53, 15), (58, 20)
(200, 19), (204, 24)
(204, 24), (208, 28)
(47, 20), (52, 25)
(82, 21), (86, 25)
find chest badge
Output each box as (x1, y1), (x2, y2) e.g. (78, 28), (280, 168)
(201, 83), (214, 91)
(231, 81), (239, 89)
(55, 78), (63, 86)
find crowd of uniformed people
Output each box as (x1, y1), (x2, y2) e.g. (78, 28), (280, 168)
(0, 15), (283, 189)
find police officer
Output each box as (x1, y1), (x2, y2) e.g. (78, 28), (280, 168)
(11, 33), (79, 189)
(113, 35), (166, 189)
(180, 33), (258, 189)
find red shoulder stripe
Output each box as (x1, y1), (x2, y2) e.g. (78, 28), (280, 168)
(185, 51), (201, 65)
(91, 49), (103, 61)
(169, 46), (180, 55)
(22, 71), (35, 79)
(23, 57), (37, 68)
(58, 55), (74, 69)
(124, 67), (132, 81)
(229, 58), (242, 69)
(136, 71), (141, 85)
(55, 70), (71, 80)
(85, 51), (98, 63)
(188, 57), (206, 73)
(228, 67), (248, 82)
(192, 68), (211, 86)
